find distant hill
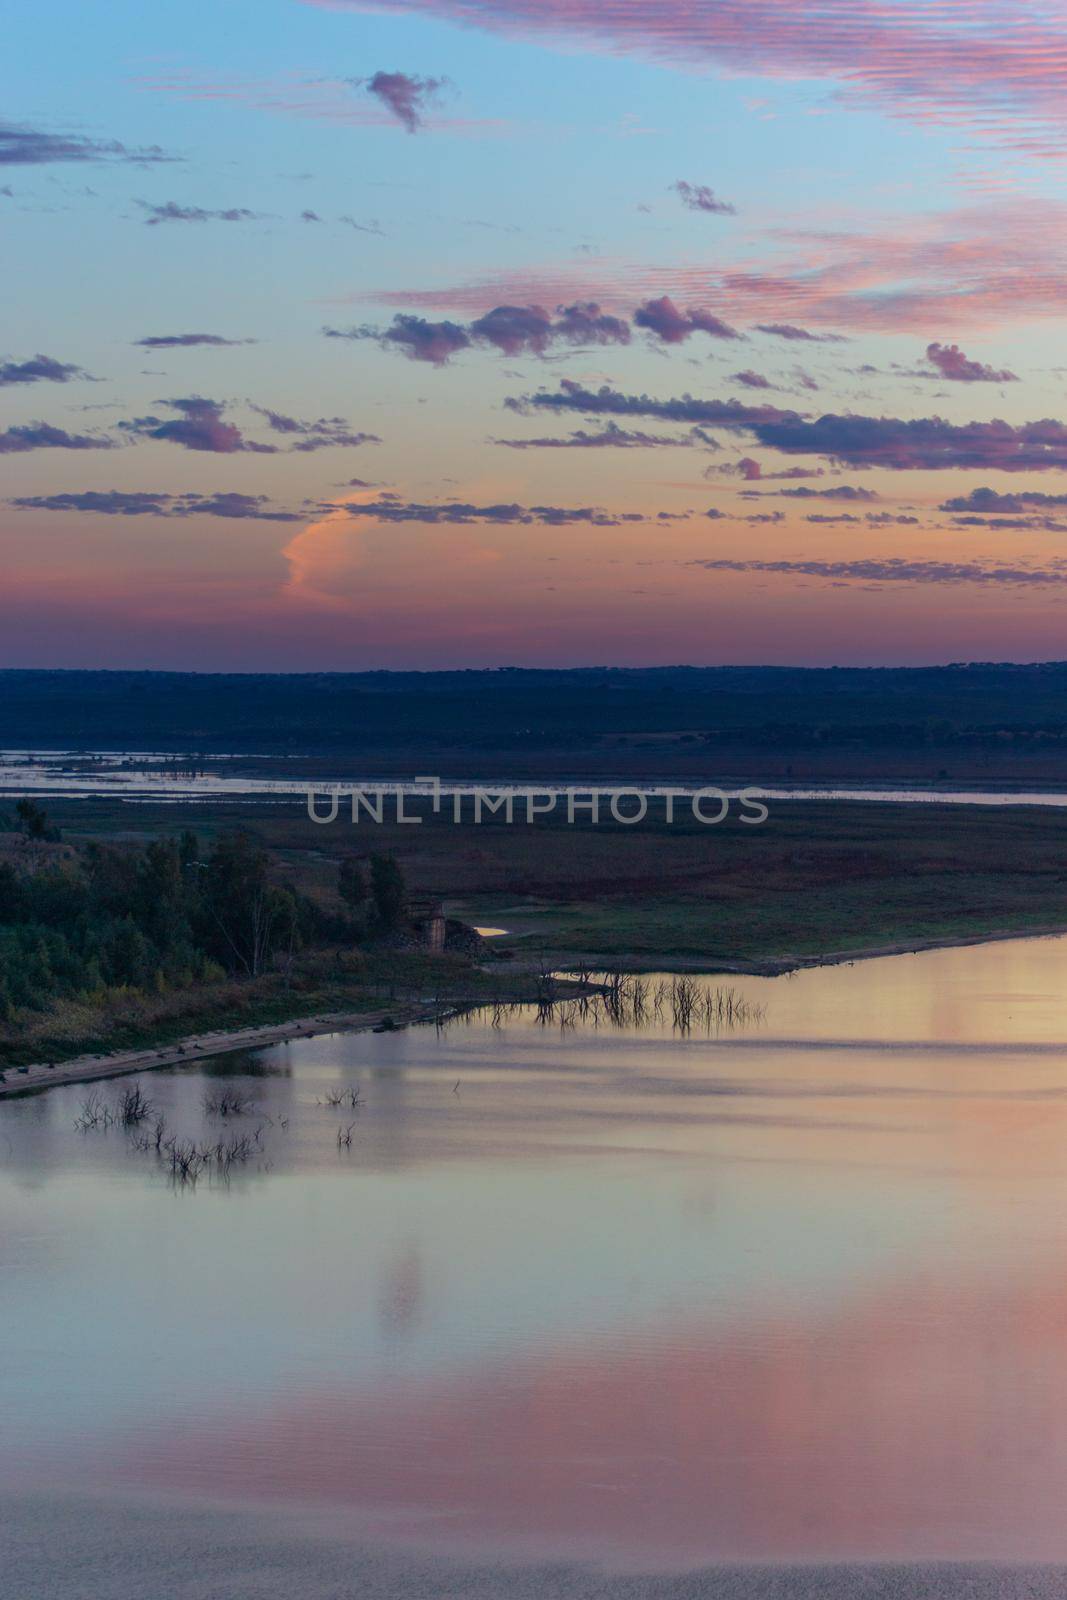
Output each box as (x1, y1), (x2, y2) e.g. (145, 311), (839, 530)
(4, 664), (1067, 780)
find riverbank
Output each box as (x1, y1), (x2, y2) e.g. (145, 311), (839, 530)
(0, 969), (607, 1100)
(0, 1000), (470, 1101)
(529, 920), (1067, 977)
(9, 919), (1067, 1100)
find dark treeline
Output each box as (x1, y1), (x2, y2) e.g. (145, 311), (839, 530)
(4, 664), (1067, 755)
(0, 804), (404, 1025)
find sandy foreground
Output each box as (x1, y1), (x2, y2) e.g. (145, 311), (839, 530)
(3, 1495), (1066, 1600)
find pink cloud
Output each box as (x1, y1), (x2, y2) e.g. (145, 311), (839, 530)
(363, 70), (447, 132)
(306, 0), (1067, 153)
(924, 341), (1018, 382)
(132, 70), (510, 136)
(362, 198), (1067, 335)
(633, 295), (740, 343)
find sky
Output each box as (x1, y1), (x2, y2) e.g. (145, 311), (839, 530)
(6, 0), (1067, 668)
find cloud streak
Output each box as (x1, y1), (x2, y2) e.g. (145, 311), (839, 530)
(505, 379), (796, 428)
(0, 423), (115, 454)
(312, 0), (1067, 152)
(507, 381), (1067, 472)
(119, 397), (275, 454)
(133, 333), (255, 348)
(0, 120), (172, 166)
(326, 301), (631, 364)
(493, 421), (717, 449)
(369, 199), (1067, 336)
(672, 180), (735, 215)
(688, 557), (1067, 587)
(136, 200), (260, 225)
(337, 494), (645, 525)
(0, 355), (84, 386)
(250, 407), (381, 450)
(9, 490), (302, 521)
(752, 413), (1067, 471)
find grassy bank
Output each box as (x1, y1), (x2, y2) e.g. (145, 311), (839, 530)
(40, 793), (1067, 962)
(0, 945), (548, 1069)
(5, 793), (1067, 1065)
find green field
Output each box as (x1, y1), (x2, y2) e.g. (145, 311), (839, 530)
(40, 792), (1067, 964)
(5, 791), (1067, 1064)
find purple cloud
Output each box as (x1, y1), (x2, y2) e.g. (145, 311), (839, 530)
(329, 301), (630, 365)
(493, 421), (715, 449)
(672, 180), (736, 215)
(309, 0), (1067, 155)
(469, 301), (630, 355)
(9, 490), (301, 521)
(338, 494), (642, 526)
(0, 120), (172, 166)
(324, 314), (471, 366)
(136, 200), (260, 225)
(940, 486), (1067, 512)
(120, 397), (276, 454)
(363, 71), (447, 132)
(731, 369), (772, 389)
(0, 422), (115, 453)
(0, 354), (83, 386)
(505, 379), (794, 427)
(339, 215), (385, 234)
(634, 295), (740, 343)
(755, 323), (847, 343)
(750, 412), (1067, 470)
(688, 557), (1067, 587)
(133, 333), (254, 348)
(761, 484), (879, 501)
(251, 407), (381, 451)
(924, 341), (1017, 383)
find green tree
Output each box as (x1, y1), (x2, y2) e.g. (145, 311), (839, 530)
(339, 855), (368, 913)
(202, 830), (293, 977)
(370, 853), (405, 931)
(15, 799), (54, 840)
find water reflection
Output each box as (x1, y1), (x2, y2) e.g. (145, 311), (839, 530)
(6, 936), (1067, 1576)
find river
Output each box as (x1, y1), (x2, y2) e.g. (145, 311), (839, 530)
(2, 749), (1067, 807)
(5, 936), (1067, 1595)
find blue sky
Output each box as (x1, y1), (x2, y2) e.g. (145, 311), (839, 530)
(5, 0), (1067, 667)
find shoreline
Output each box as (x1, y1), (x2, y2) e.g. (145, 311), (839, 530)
(5, 922), (1067, 1101)
(512, 920), (1067, 977)
(0, 1003), (448, 1102)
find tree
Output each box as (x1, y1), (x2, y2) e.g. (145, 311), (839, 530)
(338, 855), (367, 913)
(202, 830), (293, 977)
(370, 853), (405, 930)
(136, 839), (190, 953)
(15, 799), (57, 841)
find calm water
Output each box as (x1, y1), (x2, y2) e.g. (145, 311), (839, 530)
(7, 938), (1067, 1592)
